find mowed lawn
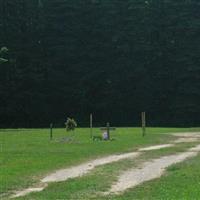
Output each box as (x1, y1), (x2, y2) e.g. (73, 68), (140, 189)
(1, 127), (200, 199)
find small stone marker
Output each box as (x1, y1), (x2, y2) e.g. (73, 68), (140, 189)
(100, 122), (116, 140)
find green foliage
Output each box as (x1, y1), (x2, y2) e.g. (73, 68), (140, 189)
(1, 1), (200, 127)
(65, 118), (77, 132)
(0, 47), (8, 63)
(38, 0), (43, 8)
(0, 57), (8, 64)
(0, 46), (9, 54)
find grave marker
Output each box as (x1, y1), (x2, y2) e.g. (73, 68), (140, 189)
(100, 122), (116, 140)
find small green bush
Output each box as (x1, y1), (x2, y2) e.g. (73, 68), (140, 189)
(65, 118), (77, 132)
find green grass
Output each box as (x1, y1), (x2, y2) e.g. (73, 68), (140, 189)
(1, 127), (200, 199)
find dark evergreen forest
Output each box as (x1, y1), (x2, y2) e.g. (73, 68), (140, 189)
(0, 0), (200, 127)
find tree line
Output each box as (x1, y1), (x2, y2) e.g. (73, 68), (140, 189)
(0, 0), (200, 127)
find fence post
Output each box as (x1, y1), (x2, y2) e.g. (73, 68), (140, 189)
(90, 113), (93, 138)
(106, 122), (110, 140)
(50, 123), (53, 140)
(141, 112), (146, 137)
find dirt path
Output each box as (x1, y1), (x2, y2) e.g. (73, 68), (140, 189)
(11, 152), (141, 198)
(11, 186), (46, 199)
(10, 132), (200, 198)
(139, 144), (173, 151)
(42, 152), (140, 183)
(42, 142), (184, 183)
(106, 144), (200, 195)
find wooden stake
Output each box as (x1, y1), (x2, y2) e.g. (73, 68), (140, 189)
(50, 123), (53, 140)
(90, 113), (93, 138)
(106, 122), (110, 140)
(142, 112), (146, 137)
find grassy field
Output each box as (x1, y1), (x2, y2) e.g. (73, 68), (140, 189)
(1, 127), (200, 199)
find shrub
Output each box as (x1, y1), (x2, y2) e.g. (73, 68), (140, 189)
(65, 118), (77, 132)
